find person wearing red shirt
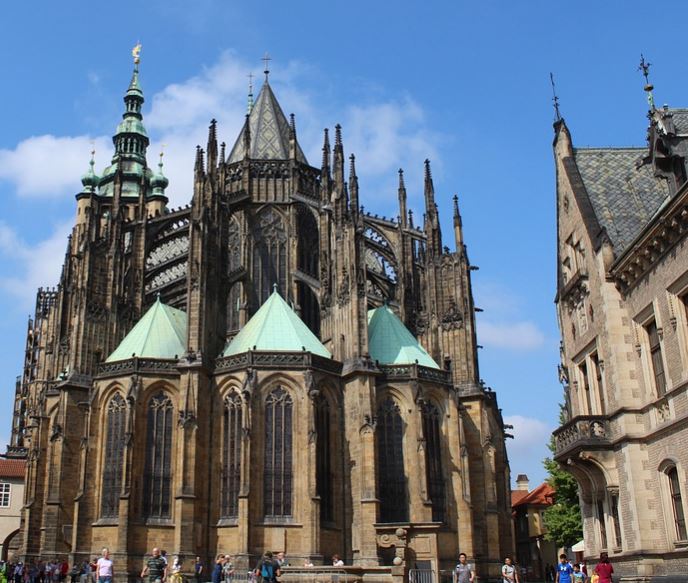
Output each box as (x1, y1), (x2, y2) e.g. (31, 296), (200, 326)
(593, 553), (613, 583)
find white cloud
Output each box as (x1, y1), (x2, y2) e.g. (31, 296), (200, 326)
(504, 414), (554, 486)
(0, 51), (442, 211)
(0, 135), (111, 198)
(478, 320), (545, 350)
(0, 221), (73, 309)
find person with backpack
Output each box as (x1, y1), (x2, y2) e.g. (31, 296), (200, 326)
(210, 555), (224, 583)
(254, 552), (279, 583)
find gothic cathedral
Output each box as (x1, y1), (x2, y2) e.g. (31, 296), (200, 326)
(7, 55), (513, 580)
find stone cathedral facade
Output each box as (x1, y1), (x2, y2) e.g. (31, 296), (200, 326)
(8, 56), (513, 580)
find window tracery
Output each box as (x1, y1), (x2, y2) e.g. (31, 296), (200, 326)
(222, 392), (242, 518)
(376, 397), (408, 523)
(143, 392), (173, 519)
(252, 209), (287, 309)
(315, 394), (333, 523)
(264, 387), (293, 518)
(422, 401), (445, 522)
(101, 393), (126, 518)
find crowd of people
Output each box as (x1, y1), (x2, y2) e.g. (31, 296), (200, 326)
(452, 551), (614, 583)
(0, 547), (350, 583)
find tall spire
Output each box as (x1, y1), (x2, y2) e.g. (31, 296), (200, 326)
(423, 159), (442, 256)
(349, 153), (359, 219)
(151, 150), (169, 197)
(453, 194), (463, 248)
(320, 128), (331, 202)
(398, 168), (408, 227)
(207, 118), (218, 171)
(333, 124), (347, 222)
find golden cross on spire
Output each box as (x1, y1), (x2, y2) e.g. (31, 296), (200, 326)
(132, 42), (142, 65)
(262, 52), (271, 80)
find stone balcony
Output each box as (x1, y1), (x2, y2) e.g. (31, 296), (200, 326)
(553, 415), (611, 460)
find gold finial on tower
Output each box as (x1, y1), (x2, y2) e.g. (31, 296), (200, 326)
(638, 53), (655, 111)
(132, 42), (142, 66)
(262, 52), (271, 81)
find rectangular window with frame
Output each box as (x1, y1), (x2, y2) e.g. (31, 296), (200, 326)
(668, 467), (688, 541)
(0, 483), (10, 507)
(609, 494), (622, 548)
(580, 361), (593, 415)
(597, 499), (608, 550)
(591, 353), (606, 414)
(646, 320), (667, 397)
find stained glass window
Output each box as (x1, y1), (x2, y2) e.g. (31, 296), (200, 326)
(101, 393), (126, 518)
(264, 387), (293, 517)
(376, 397), (407, 523)
(422, 402), (446, 522)
(143, 392), (173, 519)
(222, 392), (242, 518)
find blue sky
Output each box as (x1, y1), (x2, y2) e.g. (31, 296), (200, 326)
(0, 0), (685, 487)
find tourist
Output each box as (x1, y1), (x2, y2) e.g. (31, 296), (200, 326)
(59, 560), (69, 583)
(593, 553), (613, 583)
(78, 562), (90, 583)
(169, 557), (182, 583)
(96, 549), (113, 583)
(211, 555), (224, 583)
(331, 555), (344, 568)
(13, 562), (23, 583)
(194, 557), (203, 583)
(222, 555), (235, 582)
(254, 552), (280, 583)
(303, 560), (314, 568)
(555, 554), (573, 583)
(140, 548), (168, 583)
(572, 564), (586, 583)
(275, 553), (288, 569)
(455, 553), (474, 583)
(502, 557), (518, 583)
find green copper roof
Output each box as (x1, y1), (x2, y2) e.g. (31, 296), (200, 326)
(367, 306), (439, 369)
(224, 289), (330, 358)
(106, 297), (187, 362)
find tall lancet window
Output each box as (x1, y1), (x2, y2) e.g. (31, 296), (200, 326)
(376, 397), (408, 523)
(143, 392), (173, 519)
(222, 392), (242, 518)
(252, 208), (287, 310)
(315, 394), (333, 523)
(422, 401), (446, 522)
(227, 218), (242, 333)
(101, 393), (126, 518)
(264, 387), (293, 518)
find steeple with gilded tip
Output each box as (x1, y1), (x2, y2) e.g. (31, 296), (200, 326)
(398, 168), (408, 228)
(98, 44), (152, 198)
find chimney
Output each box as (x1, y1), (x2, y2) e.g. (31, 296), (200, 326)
(516, 474), (530, 492)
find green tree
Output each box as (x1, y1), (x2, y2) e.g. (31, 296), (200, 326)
(542, 407), (583, 548)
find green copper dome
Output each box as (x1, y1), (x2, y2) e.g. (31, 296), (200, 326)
(367, 305), (439, 369)
(106, 297), (187, 362)
(224, 289), (330, 358)
(80, 156), (100, 193)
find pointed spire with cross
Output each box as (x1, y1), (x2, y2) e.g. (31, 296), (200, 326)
(262, 52), (271, 81)
(247, 72), (254, 114)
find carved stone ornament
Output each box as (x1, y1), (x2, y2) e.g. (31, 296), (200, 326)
(50, 423), (63, 442)
(305, 369), (320, 401)
(178, 409), (197, 429)
(359, 414), (377, 435)
(242, 368), (257, 402)
(441, 298), (464, 330)
(127, 374), (141, 405)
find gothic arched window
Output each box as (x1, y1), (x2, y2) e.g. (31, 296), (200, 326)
(376, 397), (408, 523)
(252, 208), (287, 311)
(101, 393), (126, 518)
(315, 394), (333, 523)
(222, 392), (242, 518)
(264, 387), (293, 518)
(297, 205), (319, 278)
(143, 392), (173, 519)
(422, 401), (446, 522)
(227, 218), (243, 333)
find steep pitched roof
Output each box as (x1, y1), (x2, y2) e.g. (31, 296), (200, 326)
(367, 306), (439, 369)
(572, 148), (669, 253)
(223, 289), (330, 357)
(0, 458), (26, 479)
(106, 297), (187, 362)
(227, 82), (308, 164)
(512, 482), (556, 508)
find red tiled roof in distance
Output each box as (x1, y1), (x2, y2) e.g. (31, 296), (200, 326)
(0, 459), (26, 479)
(512, 482), (555, 508)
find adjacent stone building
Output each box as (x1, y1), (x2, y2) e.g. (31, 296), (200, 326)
(9, 53), (513, 581)
(553, 87), (688, 580)
(0, 458), (25, 561)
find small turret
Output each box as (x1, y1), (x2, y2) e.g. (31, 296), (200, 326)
(333, 124), (347, 223)
(80, 149), (100, 194)
(148, 151), (169, 216)
(207, 119), (218, 172)
(76, 149), (100, 225)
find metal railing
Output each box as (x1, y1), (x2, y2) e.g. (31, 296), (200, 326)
(409, 569), (435, 583)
